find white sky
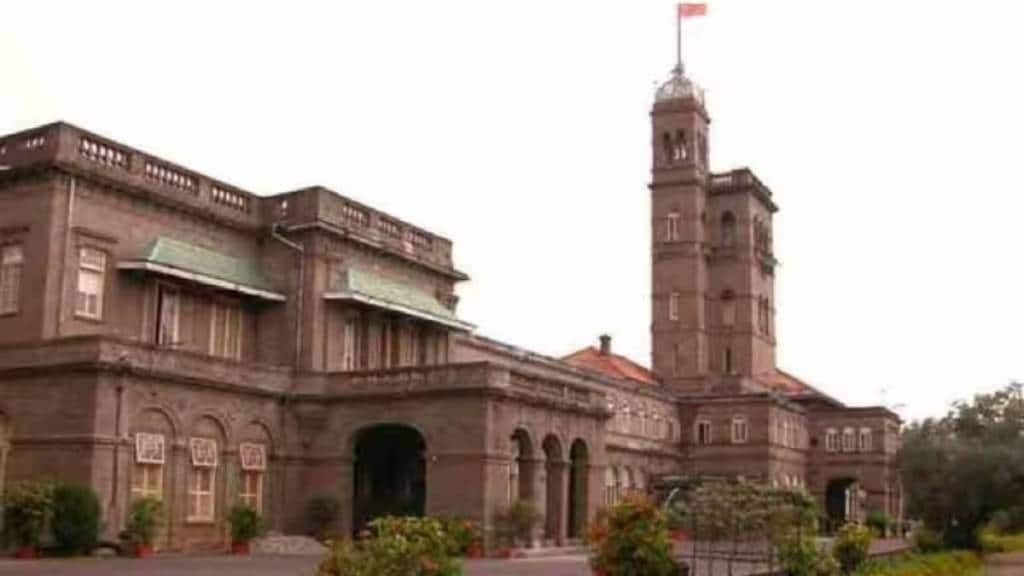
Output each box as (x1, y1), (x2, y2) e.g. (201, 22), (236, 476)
(3, 1), (1022, 421)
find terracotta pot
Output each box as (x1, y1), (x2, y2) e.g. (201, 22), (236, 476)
(465, 544), (483, 558)
(14, 546), (35, 559)
(231, 541), (250, 555)
(132, 543), (153, 558)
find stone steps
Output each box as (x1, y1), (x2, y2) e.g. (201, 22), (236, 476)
(250, 533), (328, 556)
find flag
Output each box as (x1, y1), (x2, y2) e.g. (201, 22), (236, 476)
(678, 3), (707, 18)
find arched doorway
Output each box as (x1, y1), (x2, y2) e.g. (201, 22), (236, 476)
(510, 429), (534, 505)
(567, 439), (588, 539)
(542, 435), (564, 542)
(825, 477), (859, 533)
(352, 424), (426, 534)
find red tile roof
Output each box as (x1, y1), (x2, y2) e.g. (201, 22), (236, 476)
(763, 369), (843, 406)
(562, 347), (658, 385)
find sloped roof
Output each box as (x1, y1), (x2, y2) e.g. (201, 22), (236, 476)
(324, 268), (474, 331)
(118, 237), (285, 301)
(562, 347), (658, 386)
(763, 369), (843, 406)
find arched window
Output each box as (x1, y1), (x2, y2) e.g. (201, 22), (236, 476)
(842, 427), (856, 452)
(666, 212), (680, 242)
(721, 290), (735, 327)
(721, 212), (736, 248)
(661, 132), (673, 166)
(859, 427), (873, 452)
(695, 419), (713, 445)
(731, 416), (749, 444)
(673, 130), (688, 161)
(674, 342), (684, 375)
(825, 428), (838, 452)
(605, 467), (617, 506)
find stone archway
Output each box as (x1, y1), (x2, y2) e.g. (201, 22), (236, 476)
(510, 429), (535, 506)
(542, 435), (565, 543)
(567, 439), (589, 540)
(352, 424), (426, 534)
(825, 477), (859, 533)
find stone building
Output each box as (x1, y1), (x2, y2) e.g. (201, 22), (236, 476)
(0, 62), (899, 551)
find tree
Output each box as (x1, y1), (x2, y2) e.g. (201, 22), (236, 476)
(900, 383), (1024, 548)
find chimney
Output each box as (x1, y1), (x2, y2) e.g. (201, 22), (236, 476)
(599, 334), (612, 355)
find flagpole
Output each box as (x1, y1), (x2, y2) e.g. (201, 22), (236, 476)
(676, 5), (683, 74)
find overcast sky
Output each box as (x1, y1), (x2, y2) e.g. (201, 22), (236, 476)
(3, 1), (1022, 421)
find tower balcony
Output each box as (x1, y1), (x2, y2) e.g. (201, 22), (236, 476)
(708, 168), (778, 214)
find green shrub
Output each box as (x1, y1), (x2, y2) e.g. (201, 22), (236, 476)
(121, 497), (163, 546)
(2, 481), (54, 548)
(852, 551), (981, 576)
(51, 483), (101, 555)
(493, 499), (540, 547)
(307, 495), (342, 540)
(588, 495), (677, 576)
(228, 504), (264, 544)
(833, 522), (872, 573)
(777, 534), (839, 576)
(865, 510), (889, 537)
(316, 516), (461, 576)
(911, 525), (943, 554)
(437, 517), (480, 555)
(978, 524), (1024, 554)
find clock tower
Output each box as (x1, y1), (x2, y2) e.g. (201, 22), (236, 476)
(649, 63), (712, 392)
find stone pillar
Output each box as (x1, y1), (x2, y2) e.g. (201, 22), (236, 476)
(525, 456), (546, 547)
(544, 459), (569, 545)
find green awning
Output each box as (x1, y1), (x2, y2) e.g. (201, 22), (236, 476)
(118, 237), (286, 302)
(324, 268), (473, 331)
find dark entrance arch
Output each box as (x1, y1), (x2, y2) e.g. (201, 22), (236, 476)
(510, 429), (534, 505)
(825, 477), (858, 534)
(542, 435), (564, 542)
(352, 424), (426, 534)
(567, 439), (589, 539)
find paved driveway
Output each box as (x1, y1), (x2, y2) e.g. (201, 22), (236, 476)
(0, 554), (593, 576)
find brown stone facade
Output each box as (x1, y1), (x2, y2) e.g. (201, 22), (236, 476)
(0, 74), (898, 551)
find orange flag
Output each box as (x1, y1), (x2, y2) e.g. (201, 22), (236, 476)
(678, 3), (708, 18)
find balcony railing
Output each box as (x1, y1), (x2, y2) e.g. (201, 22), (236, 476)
(0, 123), (262, 228)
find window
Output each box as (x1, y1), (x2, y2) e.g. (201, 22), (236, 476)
(132, 432), (165, 501)
(666, 212), (680, 242)
(188, 438), (218, 522)
(239, 442), (267, 513)
(0, 244), (23, 314)
(605, 467), (617, 506)
(342, 317), (357, 370)
(75, 247), (106, 319)
(731, 416), (749, 444)
(132, 462), (164, 500)
(673, 342), (684, 375)
(210, 301), (242, 360)
(859, 427), (873, 452)
(724, 346), (734, 374)
(721, 290), (735, 327)
(721, 212), (736, 248)
(842, 427), (856, 452)
(156, 286), (180, 346)
(669, 292), (680, 321)
(825, 428), (838, 452)
(696, 420), (712, 445)
(673, 130), (688, 161)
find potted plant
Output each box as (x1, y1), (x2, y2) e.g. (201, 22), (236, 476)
(589, 495), (676, 576)
(228, 504), (264, 555)
(492, 499), (539, 557)
(3, 481), (54, 559)
(120, 497), (163, 558)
